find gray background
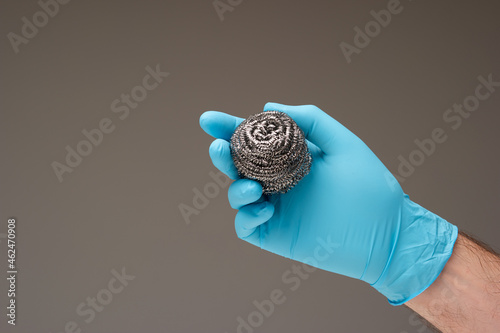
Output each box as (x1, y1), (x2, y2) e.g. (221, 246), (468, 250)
(1, 0), (499, 332)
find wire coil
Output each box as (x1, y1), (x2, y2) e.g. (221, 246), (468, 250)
(230, 111), (312, 194)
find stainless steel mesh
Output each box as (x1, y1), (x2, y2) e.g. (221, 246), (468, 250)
(230, 111), (312, 194)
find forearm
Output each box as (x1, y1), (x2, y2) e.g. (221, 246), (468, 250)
(405, 232), (500, 333)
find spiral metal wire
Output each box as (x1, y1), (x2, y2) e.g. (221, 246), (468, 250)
(230, 111), (312, 194)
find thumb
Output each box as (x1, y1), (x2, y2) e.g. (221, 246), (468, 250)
(263, 102), (348, 155)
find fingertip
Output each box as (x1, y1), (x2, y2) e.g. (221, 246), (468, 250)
(233, 179), (263, 196)
(235, 201), (274, 239)
(228, 179), (263, 209)
(208, 138), (226, 155)
(199, 111), (244, 140)
(209, 139), (239, 180)
(199, 111), (215, 134)
(263, 102), (287, 112)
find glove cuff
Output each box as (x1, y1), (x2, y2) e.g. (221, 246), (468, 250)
(370, 196), (458, 305)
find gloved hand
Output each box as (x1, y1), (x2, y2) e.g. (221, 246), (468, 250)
(199, 103), (458, 305)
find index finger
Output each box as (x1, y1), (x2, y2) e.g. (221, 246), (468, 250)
(199, 111), (244, 141)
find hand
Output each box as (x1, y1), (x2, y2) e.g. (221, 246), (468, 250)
(200, 102), (458, 305)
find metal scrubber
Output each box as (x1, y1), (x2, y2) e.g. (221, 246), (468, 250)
(230, 111), (312, 194)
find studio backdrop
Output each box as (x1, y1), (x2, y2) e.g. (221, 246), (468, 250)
(1, 0), (499, 332)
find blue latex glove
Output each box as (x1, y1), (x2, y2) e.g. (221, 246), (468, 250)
(199, 103), (458, 305)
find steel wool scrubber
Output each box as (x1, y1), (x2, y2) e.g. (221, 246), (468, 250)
(230, 111), (312, 194)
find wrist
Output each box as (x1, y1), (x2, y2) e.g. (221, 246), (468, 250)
(406, 232), (500, 332)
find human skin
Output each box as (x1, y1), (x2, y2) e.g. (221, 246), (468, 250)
(406, 232), (500, 333)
